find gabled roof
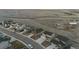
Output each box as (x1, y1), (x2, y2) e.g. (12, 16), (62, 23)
(0, 33), (10, 42)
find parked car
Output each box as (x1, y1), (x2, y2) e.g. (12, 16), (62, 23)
(27, 44), (33, 49)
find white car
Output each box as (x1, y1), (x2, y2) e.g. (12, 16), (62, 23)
(27, 44), (33, 49)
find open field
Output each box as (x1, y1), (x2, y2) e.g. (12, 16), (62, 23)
(0, 9), (78, 28)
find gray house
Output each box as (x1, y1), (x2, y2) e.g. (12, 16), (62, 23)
(0, 32), (11, 48)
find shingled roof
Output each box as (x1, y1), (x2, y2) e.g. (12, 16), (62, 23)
(0, 32), (11, 43)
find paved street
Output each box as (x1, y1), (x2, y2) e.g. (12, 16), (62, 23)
(0, 27), (43, 49)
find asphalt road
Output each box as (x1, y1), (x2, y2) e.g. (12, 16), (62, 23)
(0, 27), (43, 49)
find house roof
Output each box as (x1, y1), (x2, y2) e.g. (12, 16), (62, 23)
(0, 33), (10, 42)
